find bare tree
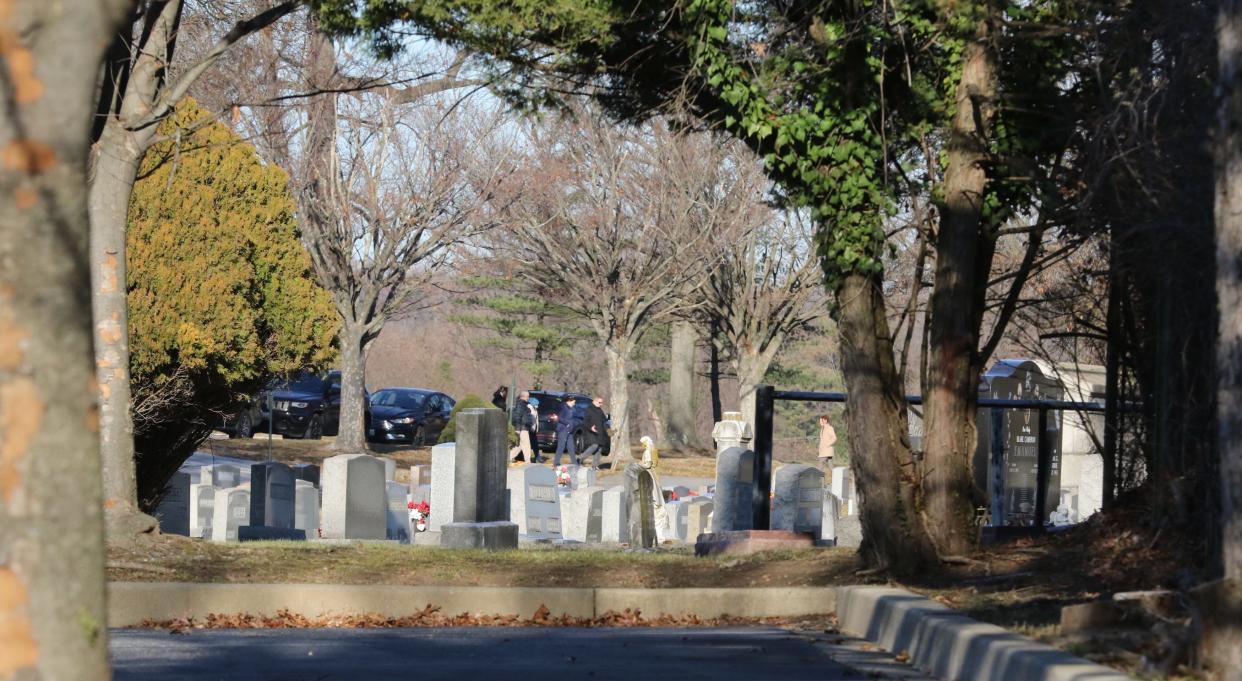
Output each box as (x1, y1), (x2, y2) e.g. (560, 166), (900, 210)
(495, 113), (736, 460)
(0, 1), (129, 678)
(89, 0), (300, 537)
(298, 89), (508, 451)
(703, 208), (825, 420)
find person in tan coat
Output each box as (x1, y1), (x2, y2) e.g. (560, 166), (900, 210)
(817, 414), (837, 469)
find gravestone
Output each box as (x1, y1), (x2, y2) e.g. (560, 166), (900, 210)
(155, 472), (190, 536)
(386, 481), (411, 542)
(294, 480), (319, 535)
(249, 462), (296, 529)
(685, 498), (714, 541)
(409, 484), (431, 506)
(292, 464), (320, 487)
(821, 492), (840, 544)
(573, 466), (597, 490)
(831, 467), (855, 515)
(770, 464), (824, 535)
(320, 453), (386, 539)
(382, 458), (396, 482)
(429, 443), (460, 533)
(437, 408), (518, 549)
(713, 447), (756, 532)
(672, 485), (691, 499)
(189, 483), (215, 538)
(410, 464), (432, 487)
(711, 412), (753, 453)
(563, 486), (605, 543)
(209, 487), (250, 541)
(201, 464), (241, 489)
(507, 464), (562, 540)
(666, 500), (687, 541)
(600, 486), (628, 543)
(623, 463), (658, 548)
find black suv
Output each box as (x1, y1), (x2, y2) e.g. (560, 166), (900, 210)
(227, 370), (365, 440)
(525, 390), (610, 455)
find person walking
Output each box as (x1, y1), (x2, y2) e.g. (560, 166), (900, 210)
(553, 396), (580, 467)
(509, 391), (536, 463)
(817, 414), (837, 471)
(580, 396), (609, 470)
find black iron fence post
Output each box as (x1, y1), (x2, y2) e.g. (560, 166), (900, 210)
(1034, 406), (1052, 527)
(752, 384), (775, 530)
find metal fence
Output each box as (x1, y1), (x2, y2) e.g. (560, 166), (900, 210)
(751, 385), (1111, 532)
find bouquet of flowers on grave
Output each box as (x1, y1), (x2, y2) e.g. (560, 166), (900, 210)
(408, 500), (430, 532)
(556, 465), (572, 487)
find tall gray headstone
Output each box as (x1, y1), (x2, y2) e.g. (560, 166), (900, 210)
(189, 483), (215, 538)
(563, 485), (605, 543)
(250, 462), (296, 529)
(623, 463), (657, 548)
(600, 486), (628, 543)
(771, 464), (824, 534)
(294, 480), (319, 535)
(210, 487), (250, 542)
(429, 443), (461, 533)
(382, 458), (396, 482)
(507, 464), (562, 540)
(437, 408), (517, 549)
(320, 453), (386, 539)
(155, 472), (190, 536)
(410, 464), (432, 487)
(714, 447), (755, 532)
(386, 481), (411, 542)
(292, 464), (320, 487)
(822, 492), (840, 543)
(711, 412), (753, 453)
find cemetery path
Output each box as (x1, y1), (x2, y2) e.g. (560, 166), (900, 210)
(110, 626), (934, 680)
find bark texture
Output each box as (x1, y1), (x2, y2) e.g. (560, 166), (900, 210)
(606, 345), (633, 461)
(835, 273), (938, 575)
(921, 14), (998, 558)
(666, 320), (699, 448)
(0, 1), (128, 678)
(335, 325), (370, 451)
(1207, 2), (1242, 674)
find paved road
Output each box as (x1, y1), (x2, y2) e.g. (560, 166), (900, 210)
(111, 627), (933, 681)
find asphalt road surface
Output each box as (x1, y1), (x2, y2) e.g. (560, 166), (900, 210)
(111, 627), (934, 681)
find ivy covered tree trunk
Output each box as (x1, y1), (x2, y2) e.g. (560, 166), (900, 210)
(335, 323), (370, 452)
(836, 272), (938, 575)
(921, 12), (998, 558)
(605, 344), (633, 462)
(666, 320), (699, 447)
(1205, 0), (1242, 672)
(0, 1), (128, 678)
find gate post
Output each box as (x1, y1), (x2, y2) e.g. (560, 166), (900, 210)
(752, 385), (775, 529)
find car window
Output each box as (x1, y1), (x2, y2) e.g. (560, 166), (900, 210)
(372, 390), (393, 406)
(272, 371), (323, 393)
(535, 396), (562, 416)
(426, 395), (441, 412)
(395, 391), (426, 410)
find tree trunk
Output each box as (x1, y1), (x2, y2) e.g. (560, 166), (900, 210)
(736, 347), (775, 428)
(89, 120), (157, 536)
(921, 14), (997, 558)
(666, 320), (699, 447)
(0, 2), (127, 678)
(605, 344), (633, 462)
(1204, 2), (1242, 673)
(335, 323), (369, 452)
(709, 316), (723, 423)
(836, 272), (938, 576)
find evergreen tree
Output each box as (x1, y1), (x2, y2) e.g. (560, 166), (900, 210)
(127, 98), (338, 508)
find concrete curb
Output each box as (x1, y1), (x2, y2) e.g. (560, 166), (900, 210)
(108, 583), (837, 627)
(835, 586), (1133, 681)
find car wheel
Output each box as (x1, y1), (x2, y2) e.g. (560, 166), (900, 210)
(231, 413), (253, 439)
(305, 415), (323, 440)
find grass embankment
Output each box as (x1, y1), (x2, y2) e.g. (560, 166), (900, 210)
(108, 539), (859, 588)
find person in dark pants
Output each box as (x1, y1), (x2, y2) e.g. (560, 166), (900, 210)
(509, 391), (536, 463)
(580, 396), (609, 470)
(491, 385), (508, 411)
(553, 396), (580, 467)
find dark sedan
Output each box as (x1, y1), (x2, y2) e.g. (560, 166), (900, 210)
(367, 388), (455, 446)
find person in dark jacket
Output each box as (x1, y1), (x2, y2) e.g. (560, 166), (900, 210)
(553, 396), (579, 467)
(580, 396), (609, 470)
(509, 391), (536, 463)
(491, 385), (508, 411)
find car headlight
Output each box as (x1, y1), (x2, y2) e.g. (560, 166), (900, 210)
(392, 417), (415, 424)
(289, 401), (309, 409)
